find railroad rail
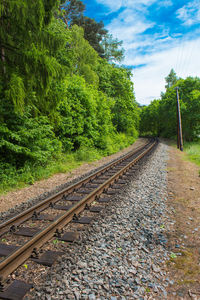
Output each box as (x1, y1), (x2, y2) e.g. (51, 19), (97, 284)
(0, 139), (158, 299)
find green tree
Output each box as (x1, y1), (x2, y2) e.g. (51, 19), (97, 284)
(101, 33), (124, 62)
(57, 75), (115, 151)
(72, 16), (107, 57)
(97, 61), (139, 136)
(60, 0), (124, 61)
(140, 76), (200, 141)
(69, 25), (99, 86)
(0, 0), (64, 114)
(140, 100), (161, 136)
(165, 69), (178, 89)
(60, 0), (85, 27)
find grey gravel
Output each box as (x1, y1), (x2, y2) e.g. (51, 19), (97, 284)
(28, 142), (172, 299)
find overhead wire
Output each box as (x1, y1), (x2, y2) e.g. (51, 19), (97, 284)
(177, 37), (186, 78)
(184, 38), (200, 76)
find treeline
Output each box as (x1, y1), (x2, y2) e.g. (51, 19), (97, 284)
(0, 0), (140, 181)
(140, 69), (200, 141)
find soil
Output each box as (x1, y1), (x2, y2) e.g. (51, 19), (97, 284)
(166, 144), (200, 300)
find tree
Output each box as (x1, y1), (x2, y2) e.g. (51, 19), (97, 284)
(165, 69), (178, 90)
(97, 60), (139, 136)
(140, 76), (200, 141)
(0, 0), (64, 114)
(60, 0), (124, 61)
(60, 0), (85, 27)
(140, 100), (161, 136)
(60, 1), (107, 56)
(101, 33), (124, 62)
(72, 16), (107, 56)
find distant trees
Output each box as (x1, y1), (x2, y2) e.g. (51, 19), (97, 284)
(97, 61), (139, 136)
(140, 100), (161, 136)
(165, 69), (178, 89)
(140, 70), (200, 141)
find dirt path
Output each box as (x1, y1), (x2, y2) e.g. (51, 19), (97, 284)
(166, 145), (200, 299)
(0, 138), (146, 213)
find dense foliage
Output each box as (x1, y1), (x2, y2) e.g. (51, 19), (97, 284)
(140, 70), (200, 141)
(60, 0), (124, 61)
(0, 0), (139, 190)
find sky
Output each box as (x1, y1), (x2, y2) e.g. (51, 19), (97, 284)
(82, 0), (200, 105)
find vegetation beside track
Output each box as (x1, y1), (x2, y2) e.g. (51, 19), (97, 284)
(0, 1), (139, 194)
(0, 135), (136, 195)
(183, 140), (200, 169)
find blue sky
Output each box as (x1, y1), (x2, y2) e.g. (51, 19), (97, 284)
(82, 0), (200, 105)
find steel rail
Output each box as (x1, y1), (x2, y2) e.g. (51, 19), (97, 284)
(0, 140), (152, 236)
(0, 140), (157, 283)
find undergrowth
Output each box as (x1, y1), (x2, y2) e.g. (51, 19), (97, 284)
(183, 140), (200, 169)
(0, 135), (137, 195)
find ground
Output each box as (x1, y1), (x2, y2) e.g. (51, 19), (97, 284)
(166, 144), (200, 300)
(0, 141), (199, 299)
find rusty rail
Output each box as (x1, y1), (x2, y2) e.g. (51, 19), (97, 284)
(0, 140), (152, 236)
(0, 140), (157, 283)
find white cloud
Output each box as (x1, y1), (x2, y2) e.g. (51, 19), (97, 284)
(159, 0), (172, 7)
(106, 7), (155, 48)
(95, 0), (200, 105)
(107, 10), (154, 43)
(176, 0), (200, 26)
(95, 0), (157, 12)
(95, 0), (123, 12)
(132, 38), (200, 105)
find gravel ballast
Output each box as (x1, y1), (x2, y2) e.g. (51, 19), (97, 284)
(30, 142), (171, 300)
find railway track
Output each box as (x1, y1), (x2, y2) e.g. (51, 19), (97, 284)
(0, 139), (158, 300)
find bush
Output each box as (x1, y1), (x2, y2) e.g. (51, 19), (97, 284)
(0, 115), (62, 168)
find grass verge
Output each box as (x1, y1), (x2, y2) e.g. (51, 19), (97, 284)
(183, 140), (200, 167)
(0, 153), (83, 195)
(0, 136), (137, 195)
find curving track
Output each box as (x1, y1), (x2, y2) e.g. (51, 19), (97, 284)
(0, 138), (158, 300)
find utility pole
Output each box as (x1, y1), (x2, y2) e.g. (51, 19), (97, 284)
(176, 87), (183, 151)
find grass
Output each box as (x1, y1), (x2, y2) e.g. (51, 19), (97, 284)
(0, 137), (137, 195)
(170, 138), (200, 172)
(0, 150), (103, 195)
(168, 250), (200, 284)
(0, 153), (83, 195)
(183, 140), (200, 167)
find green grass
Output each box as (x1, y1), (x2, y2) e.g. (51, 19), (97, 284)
(0, 153), (84, 195)
(0, 136), (137, 195)
(183, 140), (200, 167)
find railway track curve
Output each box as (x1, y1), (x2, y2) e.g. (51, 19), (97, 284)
(0, 138), (158, 300)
